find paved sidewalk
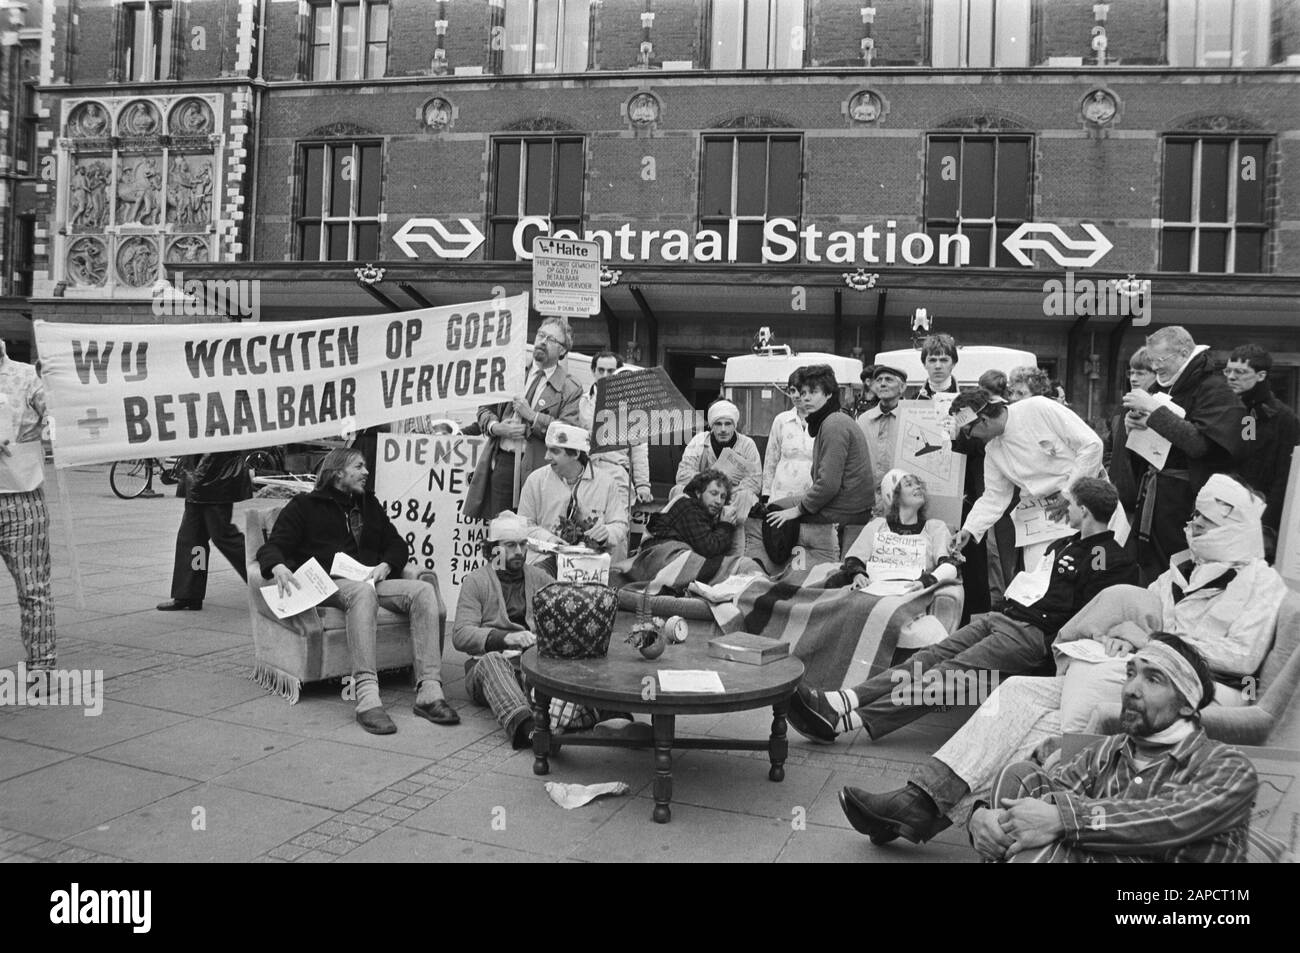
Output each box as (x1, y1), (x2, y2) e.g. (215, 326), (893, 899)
(0, 464), (995, 863)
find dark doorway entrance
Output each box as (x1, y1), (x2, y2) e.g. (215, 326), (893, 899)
(665, 351), (726, 411)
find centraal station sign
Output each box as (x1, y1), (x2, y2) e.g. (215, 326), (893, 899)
(393, 215), (1113, 269)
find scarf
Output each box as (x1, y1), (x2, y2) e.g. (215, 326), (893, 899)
(1136, 718), (1196, 748)
(709, 432), (737, 457)
(805, 393), (842, 438)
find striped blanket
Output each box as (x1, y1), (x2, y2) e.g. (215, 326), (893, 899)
(622, 539), (766, 590)
(710, 570), (964, 690)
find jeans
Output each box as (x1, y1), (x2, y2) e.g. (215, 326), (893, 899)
(322, 577), (443, 689)
(848, 611), (1050, 740)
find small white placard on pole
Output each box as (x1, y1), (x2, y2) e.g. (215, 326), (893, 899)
(532, 236), (601, 317)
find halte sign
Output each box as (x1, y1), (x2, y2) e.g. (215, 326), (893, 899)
(531, 236), (601, 317)
(35, 294), (527, 466)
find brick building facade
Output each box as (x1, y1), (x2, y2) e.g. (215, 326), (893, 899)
(8, 0), (1300, 420)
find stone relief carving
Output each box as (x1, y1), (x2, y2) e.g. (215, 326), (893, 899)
(67, 102), (110, 138)
(118, 100), (162, 137)
(166, 236), (211, 264)
(116, 155), (164, 226)
(69, 159), (113, 231)
(116, 237), (160, 287)
(66, 237), (108, 287)
(166, 155), (214, 227)
(169, 98), (214, 137)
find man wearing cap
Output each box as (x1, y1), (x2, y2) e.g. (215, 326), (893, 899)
(0, 338), (55, 679)
(452, 511), (557, 748)
(947, 389), (1105, 566)
(857, 364), (906, 498)
(518, 422), (629, 562)
(830, 475), (1280, 850)
(675, 399), (763, 553)
(470, 317), (584, 520)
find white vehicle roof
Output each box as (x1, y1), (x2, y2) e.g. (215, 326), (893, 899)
(873, 346), (1038, 386)
(724, 347), (864, 387)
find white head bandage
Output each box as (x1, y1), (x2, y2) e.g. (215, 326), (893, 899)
(544, 421), (591, 454)
(1135, 641), (1206, 710)
(707, 400), (740, 426)
(488, 510), (532, 543)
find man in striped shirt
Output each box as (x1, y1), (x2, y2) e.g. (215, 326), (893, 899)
(842, 633), (1258, 862)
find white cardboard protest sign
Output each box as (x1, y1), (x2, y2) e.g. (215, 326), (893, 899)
(374, 433), (488, 616)
(35, 294), (527, 466)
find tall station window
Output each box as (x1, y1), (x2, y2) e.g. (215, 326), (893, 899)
(1167, 0), (1271, 67)
(930, 0), (1031, 67)
(122, 1), (175, 81)
(310, 1), (389, 80)
(1161, 137), (1269, 273)
(699, 135), (802, 263)
(709, 0), (807, 69)
(925, 135), (1032, 267)
(489, 137), (585, 260)
(16, 84), (38, 175)
(296, 142), (383, 261)
(501, 0), (591, 74)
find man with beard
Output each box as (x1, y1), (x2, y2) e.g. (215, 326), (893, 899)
(258, 449), (458, 735)
(972, 634), (1256, 862)
(675, 399), (763, 553)
(1222, 344), (1298, 541)
(452, 511), (558, 748)
(832, 474), (1281, 850)
(469, 318), (584, 520)
(1122, 326), (1244, 583)
(518, 422), (628, 563)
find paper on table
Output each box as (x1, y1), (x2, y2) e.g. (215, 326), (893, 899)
(1011, 496), (1076, 548)
(330, 552), (377, 584)
(1126, 393), (1186, 470)
(260, 557), (338, 619)
(1056, 639), (1130, 664)
(658, 669), (726, 694)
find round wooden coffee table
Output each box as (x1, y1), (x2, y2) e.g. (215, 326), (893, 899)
(521, 617), (804, 824)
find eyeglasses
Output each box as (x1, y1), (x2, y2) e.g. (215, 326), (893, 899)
(535, 332), (563, 347)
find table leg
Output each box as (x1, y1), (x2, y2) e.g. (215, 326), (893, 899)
(768, 698), (789, 782)
(531, 689), (552, 777)
(652, 713), (675, 824)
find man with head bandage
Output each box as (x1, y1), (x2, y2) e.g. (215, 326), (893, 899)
(831, 475), (1281, 853)
(970, 633), (1258, 862)
(673, 398), (764, 555)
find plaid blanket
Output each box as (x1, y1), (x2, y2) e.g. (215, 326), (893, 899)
(623, 539), (765, 590)
(710, 570), (964, 690)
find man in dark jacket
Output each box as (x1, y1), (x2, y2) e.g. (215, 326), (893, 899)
(788, 477), (1138, 744)
(257, 448), (458, 735)
(157, 451), (250, 611)
(1224, 344), (1298, 538)
(1122, 327), (1245, 583)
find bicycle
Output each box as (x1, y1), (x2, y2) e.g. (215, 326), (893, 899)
(109, 447), (286, 500)
(109, 457), (181, 500)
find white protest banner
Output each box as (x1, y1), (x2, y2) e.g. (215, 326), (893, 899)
(35, 294), (527, 466)
(374, 433), (487, 615)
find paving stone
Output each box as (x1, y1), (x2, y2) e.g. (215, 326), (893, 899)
(317, 837), (356, 855)
(291, 832), (329, 849)
(268, 844), (308, 861)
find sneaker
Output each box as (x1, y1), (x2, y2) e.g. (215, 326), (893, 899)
(785, 684), (839, 744)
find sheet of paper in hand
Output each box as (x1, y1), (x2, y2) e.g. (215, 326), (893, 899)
(1011, 496), (1075, 548)
(1125, 393), (1185, 470)
(712, 447), (748, 484)
(330, 552), (376, 584)
(260, 557), (338, 619)
(864, 530), (929, 580)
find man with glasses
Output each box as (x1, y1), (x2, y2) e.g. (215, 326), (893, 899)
(1222, 344), (1297, 541)
(470, 317), (584, 521)
(1121, 326), (1244, 583)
